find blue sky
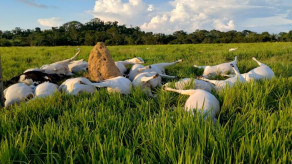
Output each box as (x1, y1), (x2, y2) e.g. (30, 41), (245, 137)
(1, 0), (292, 34)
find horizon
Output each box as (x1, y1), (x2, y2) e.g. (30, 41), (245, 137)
(1, 0), (292, 34)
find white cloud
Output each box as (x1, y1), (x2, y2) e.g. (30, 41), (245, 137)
(90, 0), (292, 33)
(17, 0), (56, 8)
(169, 3), (190, 22)
(147, 4), (154, 12)
(214, 20), (235, 31)
(38, 17), (63, 27)
(91, 0), (151, 25)
(141, 0), (292, 33)
(141, 0), (238, 33)
(245, 15), (292, 27)
(141, 14), (174, 33)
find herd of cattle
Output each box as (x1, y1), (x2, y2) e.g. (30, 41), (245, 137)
(3, 49), (275, 122)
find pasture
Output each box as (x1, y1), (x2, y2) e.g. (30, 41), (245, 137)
(0, 43), (291, 163)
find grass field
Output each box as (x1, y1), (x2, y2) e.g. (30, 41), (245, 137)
(0, 43), (291, 163)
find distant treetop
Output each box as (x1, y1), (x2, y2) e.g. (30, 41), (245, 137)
(0, 18), (291, 46)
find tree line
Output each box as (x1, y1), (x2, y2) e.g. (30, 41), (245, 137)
(1, 18), (292, 46)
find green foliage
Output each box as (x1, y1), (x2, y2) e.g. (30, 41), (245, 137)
(1, 19), (292, 46)
(0, 43), (291, 163)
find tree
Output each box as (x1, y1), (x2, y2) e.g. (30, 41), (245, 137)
(84, 31), (96, 45)
(12, 27), (22, 35)
(142, 32), (155, 45)
(209, 30), (222, 43)
(0, 18), (290, 47)
(288, 30), (292, 41)
(242, 30), (252, 36)
(171, 30), (188, 44)
(278, 32), (288, 41)
(0, 38), (12, 46)
(186, 33), (200, 44)
(61, 21), (83, 32)
(35, 27), (41, 33)
(85, 18), (105, 31)
(260, 32), (271, 42)
(61, 21), (83, 45)
(193, 30), (208, 43)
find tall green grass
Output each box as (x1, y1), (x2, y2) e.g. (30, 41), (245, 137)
(1, 43), (291, 81)
(0, 43), (291, 163)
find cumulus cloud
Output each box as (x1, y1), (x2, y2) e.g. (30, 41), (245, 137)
(147, 5), (154, 12)
(142, 0), (292, 33)
(141, 0), (237, 33)
(17, 0), (56, 8)
(141, 15), (174, 33)
(91, 0), (292, 33)
(214, 20), (235, 31)
(91, 0), (153, 25)
(38, 17), (63, 27)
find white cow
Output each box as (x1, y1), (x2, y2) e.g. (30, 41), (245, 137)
(128, 64), (152, 81)
(24, 68), (43, 73)
(165, 78), (215, 92)
(241, 57), (275, 81)
(115, 57), (145, 75)
(145, 59), (183, 75)
(194, 56), (237, 78)
(132, 72), (160, 96)
(68, 59), (88, 74)
(40, 49), (80, 75)
(34, 82), (58, 98)
(59, 77), (96, 95)
(93, 76), (132, 94)
(124, 57), (145, 64)
(4, 83), (34, 107)
(163, 87), (220, 123)
(60, 76), (133, 95)
(115, 61), (137, 75)
(199, 63), (246, 91)
(128, 59), (182, 81)
(229, 47), (238, 52)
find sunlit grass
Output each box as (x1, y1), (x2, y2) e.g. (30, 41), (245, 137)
(0, 43), (291, 163)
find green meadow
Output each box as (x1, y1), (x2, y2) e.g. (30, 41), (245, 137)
(0, 43), (291, 163)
